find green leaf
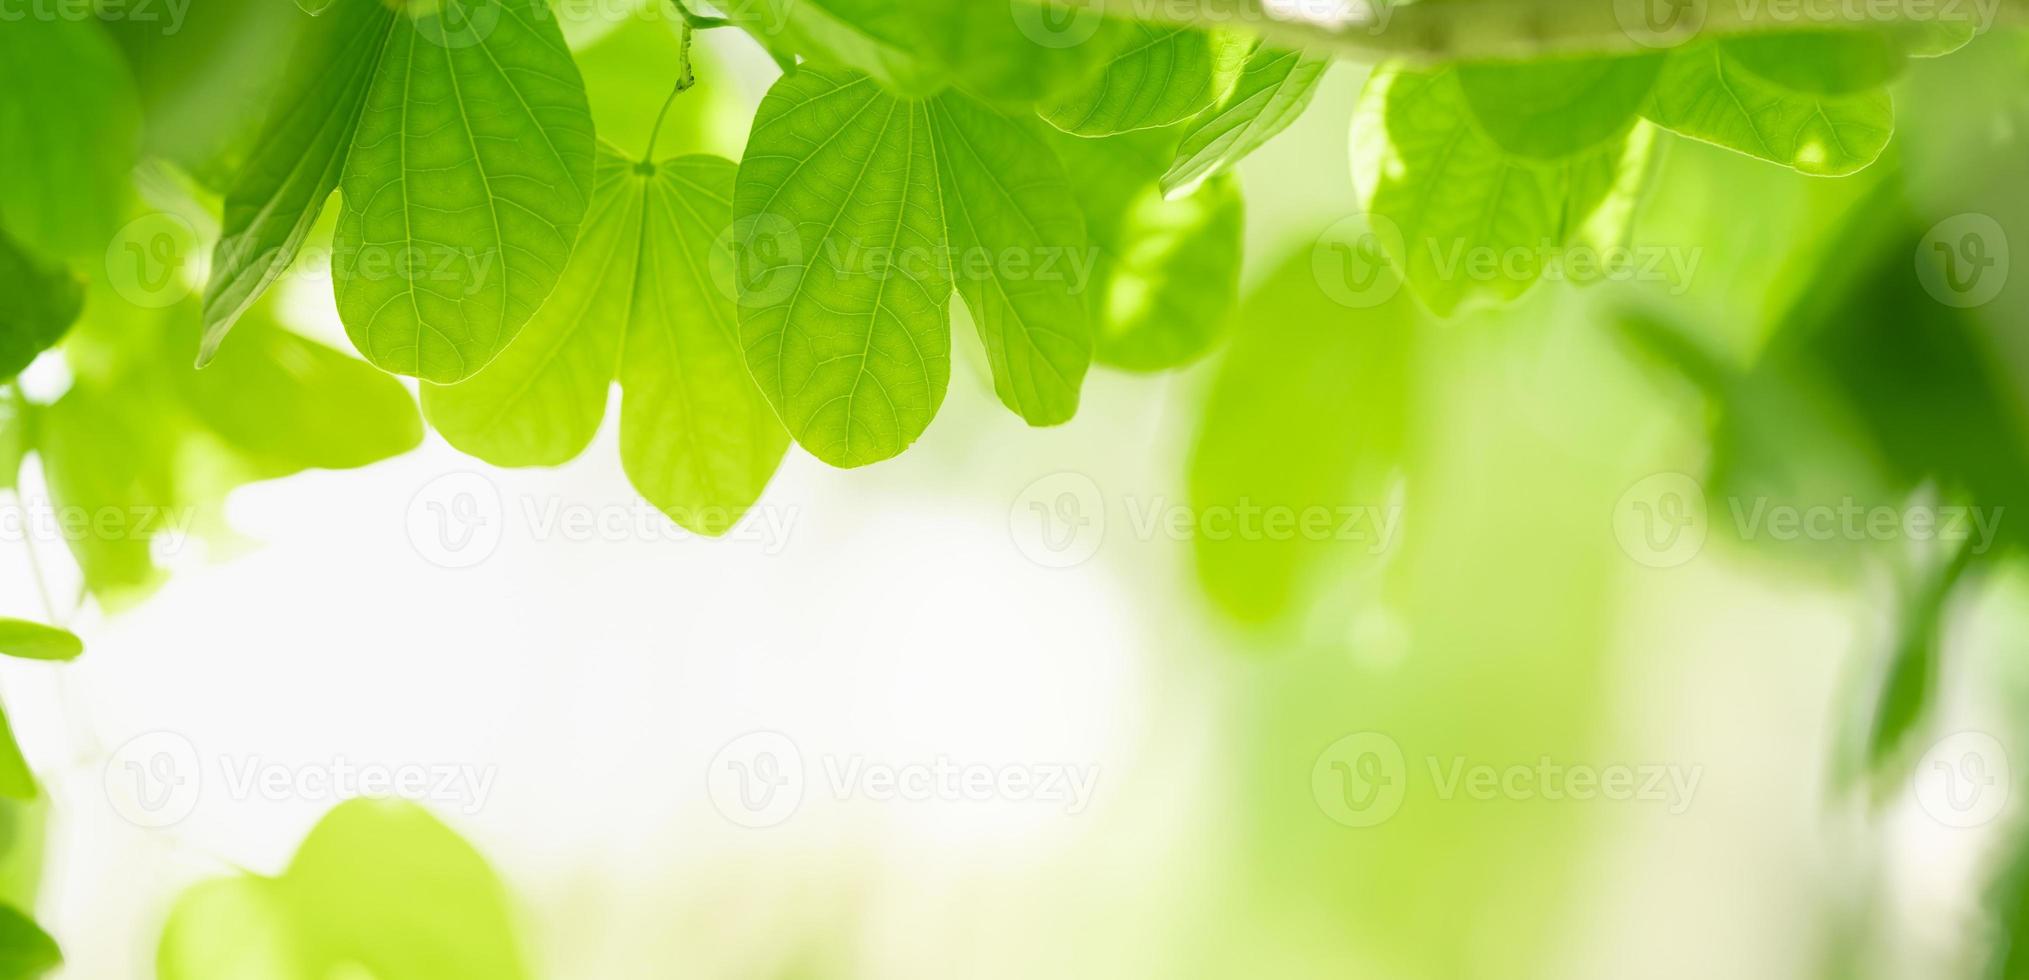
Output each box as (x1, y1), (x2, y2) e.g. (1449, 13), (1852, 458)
(1190, 245), (1414, 624)
(1721, 30), (1908, 94)
(1353, 65), (1652, 316)
(1041, 25), (1250, 137)
(617, 156), (789, 534)
(0, 19), (141, 260)
(1048, 127), (1243, 371)
(0, 712), (32, 803)
(426, 149), (789, 534)
(1642, 37), (1894, 177)
(0, 230), (82, 382)
(929, 97), (1092, 425)
(724, 0), (1135, 103)
(37, 291), (420, 606)
(0, 622), (81, 663)
(735, 67), (1103, 463)
(734, 69), (951, 468)
(158, 800), (528, 980)
(1454, 54), (1661, 160)
(0, 903), (59, 979)
(176, 303), (425, 475)
(198, 0), (397, 364)
(335, 0), (598, 383)
(1160, 46), (1328, 198)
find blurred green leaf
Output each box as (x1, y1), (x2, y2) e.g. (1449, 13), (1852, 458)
(158, 799), (527, 980)
(0, 231), (82, 382)
(0, 19), (141, 260)
(0, 903), (58, 979)
(1190, 246), (1415, 623)
(0, 622), (81, 664)
(1454, 53), (1660, 160)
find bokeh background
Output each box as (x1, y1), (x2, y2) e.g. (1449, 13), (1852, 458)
(0, 5), (2026, 979)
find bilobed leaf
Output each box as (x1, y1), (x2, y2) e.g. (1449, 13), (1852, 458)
(158, 800), (528, 980)
(336, 0), (597, 383)
(734, 69), (950, 468)
(1353, 65), (1649, 316)
(422, 152), (631, 467)
(618, 156), (789, 534)
(929, 97), (1091, 425)
(198, 0), (396, 363)
(0, 19), (141, 260)
(428, 149), (789, 533)
(0, 229), (83, 382)
(0, 903), (58, 978)
(0, 621), (82, 663)
(1041, 25), (1250, 137)
(1642, 37), (1894, 176)
(1161, 46), (1328, 198)
(1048, 127), (1242, 371)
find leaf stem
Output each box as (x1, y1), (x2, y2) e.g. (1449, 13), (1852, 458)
(643, 19), (697, 165)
